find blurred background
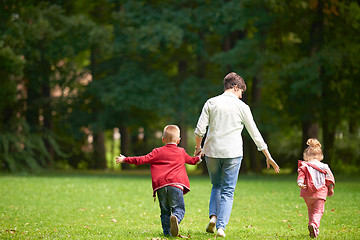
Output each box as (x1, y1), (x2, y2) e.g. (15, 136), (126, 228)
(1, 0), (359, 174)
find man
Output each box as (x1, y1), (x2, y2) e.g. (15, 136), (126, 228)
(194, 72), (280, 237)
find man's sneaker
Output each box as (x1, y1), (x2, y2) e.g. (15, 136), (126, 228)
(308, 224), (317, 238)
(216, 228), (226, 237)
(206, 216), (217, 233)
(170, 215), (179, 237)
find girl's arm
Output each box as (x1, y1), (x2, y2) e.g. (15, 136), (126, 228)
(328, 184), (334, 197)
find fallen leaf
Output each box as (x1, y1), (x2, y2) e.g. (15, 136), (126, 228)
(179, 234), (190, 238)
(111, 218), (118, 223)
(84, 226), (90, 229)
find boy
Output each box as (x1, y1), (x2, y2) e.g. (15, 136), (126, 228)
(115, 125), (202, 237)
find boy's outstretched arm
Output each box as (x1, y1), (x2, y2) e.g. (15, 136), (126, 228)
(115, 154), (126, 164)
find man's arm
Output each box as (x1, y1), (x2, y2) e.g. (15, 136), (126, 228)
(262, 149), (280, 173)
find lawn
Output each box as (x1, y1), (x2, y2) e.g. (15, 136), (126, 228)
(0, 172), (359, 239)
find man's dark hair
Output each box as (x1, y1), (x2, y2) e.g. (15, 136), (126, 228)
(223, 72), (247, 91)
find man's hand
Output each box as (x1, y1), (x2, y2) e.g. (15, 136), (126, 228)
(115, 154), (125, 164)
(298, 182), (307, 189)
(266, 157), (280, 173)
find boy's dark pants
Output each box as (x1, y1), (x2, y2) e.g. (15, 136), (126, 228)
(157, 186), (185, 236)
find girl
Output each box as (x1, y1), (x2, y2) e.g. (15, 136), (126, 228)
(297, 138), (335, 238)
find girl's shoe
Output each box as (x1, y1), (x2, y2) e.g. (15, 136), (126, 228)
(308, 224), (317, 238)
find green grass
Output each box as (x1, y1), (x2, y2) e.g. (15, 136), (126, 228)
(0, 172), (359, 239)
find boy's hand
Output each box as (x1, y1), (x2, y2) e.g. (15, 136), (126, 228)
(115, 154), (125, 164)
(266, 157), (280, 173)
(298, 183), (307, 189)
(328, 187), (334, 197)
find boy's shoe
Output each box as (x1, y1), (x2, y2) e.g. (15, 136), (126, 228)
(170, 215), (179, 237)
(216, 228), (226, 237)
(308, 224), (317, 238)
(206, 216), (217, 233)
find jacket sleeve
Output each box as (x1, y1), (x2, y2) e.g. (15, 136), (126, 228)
(325, 166), (335, 187)
(124, 148), (158, 165)
(194, 101), (210, 138)
(242, 105), (268, 151)
(183, 148), (201, 165)
(297, 161), (306, 184)
(297, 168), (306, 184)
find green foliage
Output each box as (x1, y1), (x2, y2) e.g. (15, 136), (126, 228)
(1, 0), (360, 172)
(0, 121), (69, 172)
(0, 173), (359, 239)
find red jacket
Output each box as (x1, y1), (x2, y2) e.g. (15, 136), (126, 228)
(297, 160), (335, 200)
(124, 144), (201, 197)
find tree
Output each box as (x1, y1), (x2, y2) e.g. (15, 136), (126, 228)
(1, 2), (109, 171)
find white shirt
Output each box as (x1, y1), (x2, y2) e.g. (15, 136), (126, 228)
(194, 92), (268, 158)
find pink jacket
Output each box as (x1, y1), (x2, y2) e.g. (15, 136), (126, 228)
(124, 144), (201, 197)
(297, 160), (335, 200)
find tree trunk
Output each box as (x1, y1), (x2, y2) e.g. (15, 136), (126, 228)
(120, 125), (131, 170)
(177, 60), (188, 150)
(301, 0), (324, 154)
(178, 123), (187, 149)
(40, 57), (54, 167)
(93, 129), (107, 169)
(301, 121), (319, 151)
(90, 46), (107, 170)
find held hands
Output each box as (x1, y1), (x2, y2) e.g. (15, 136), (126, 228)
(194, 149), (202, 157)
(115, 154), (126, 164)
(266, 157), (280, 173)
(194, 147), (203, 157)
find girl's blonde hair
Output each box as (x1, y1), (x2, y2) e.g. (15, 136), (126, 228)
(303, 138), (324, 161)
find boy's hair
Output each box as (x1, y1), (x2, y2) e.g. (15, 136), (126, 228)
(223, 72), (247, 92)
(303, 138), (324, 161)
(163, 125), (180, 143)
